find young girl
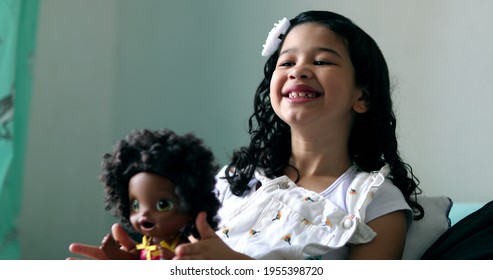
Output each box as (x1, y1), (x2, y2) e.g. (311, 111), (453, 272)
(69, 128), (221, 260)
(172, 10), (423, 260)
(69, 10), (422, 260)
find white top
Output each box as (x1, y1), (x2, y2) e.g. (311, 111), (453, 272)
(214, 165), (412, 259)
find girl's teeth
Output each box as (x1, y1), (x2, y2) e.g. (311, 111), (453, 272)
(289, 92), (317, 98)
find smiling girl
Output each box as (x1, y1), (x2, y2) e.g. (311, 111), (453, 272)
(173, 10), (423, 260)
(68, 11), (423, 260)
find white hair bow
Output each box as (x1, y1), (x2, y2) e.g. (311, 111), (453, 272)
(261, 17), (290, 57)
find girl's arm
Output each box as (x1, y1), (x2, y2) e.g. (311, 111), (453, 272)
(67, 223), (138, 260)
(173, 212), (253, 260)
(348, 210), (407, 259)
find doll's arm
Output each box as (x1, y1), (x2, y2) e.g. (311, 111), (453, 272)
(158, 246), (176, 260)
(173, 212), (253, 260)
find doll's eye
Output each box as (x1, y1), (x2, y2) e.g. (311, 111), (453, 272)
(131, 200), (139, 212)
(156, 199), (174, 212)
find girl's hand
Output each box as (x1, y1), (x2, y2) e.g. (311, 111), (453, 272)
(67, 223), (138, 260)
(173, 212), (253, 260)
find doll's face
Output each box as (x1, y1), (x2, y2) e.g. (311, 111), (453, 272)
(128, 172), (191, 242)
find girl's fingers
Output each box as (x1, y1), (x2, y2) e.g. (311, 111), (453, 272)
(111, 223), (136, 251)
(194, 212), (217, 240)
(68, 243), (109, 260)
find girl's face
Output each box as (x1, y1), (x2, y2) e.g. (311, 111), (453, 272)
(270, 23), (367, 132)
(128, 172), (191, 242)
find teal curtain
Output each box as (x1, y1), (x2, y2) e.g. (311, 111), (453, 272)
(0, 0), (39, 259)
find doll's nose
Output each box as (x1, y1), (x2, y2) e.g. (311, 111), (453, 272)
(138, 206), (152, 217)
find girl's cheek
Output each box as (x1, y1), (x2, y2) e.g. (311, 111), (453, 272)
(270, 74), (281, 93)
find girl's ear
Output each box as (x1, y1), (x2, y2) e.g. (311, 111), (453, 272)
(353, 89), (370, 113)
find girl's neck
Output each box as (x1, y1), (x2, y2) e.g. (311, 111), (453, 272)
(287, 129), (352, 192)
(291, 127), (351, 166)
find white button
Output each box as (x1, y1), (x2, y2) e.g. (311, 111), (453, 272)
(343, 217), (354, 230)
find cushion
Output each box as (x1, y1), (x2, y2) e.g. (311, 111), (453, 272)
(402, 195), (452, 259)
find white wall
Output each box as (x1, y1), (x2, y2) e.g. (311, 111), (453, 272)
(18, 0), (493, 259)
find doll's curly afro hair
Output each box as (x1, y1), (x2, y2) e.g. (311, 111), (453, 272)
(100, 128), (221, 239)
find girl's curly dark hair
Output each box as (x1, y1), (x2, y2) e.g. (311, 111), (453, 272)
(225, 10), (424, 219)
(100, 128), (221, 239)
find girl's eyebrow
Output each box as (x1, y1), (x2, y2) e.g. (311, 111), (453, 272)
(279, 47), (342, 58)
(317, 47), (342, 58)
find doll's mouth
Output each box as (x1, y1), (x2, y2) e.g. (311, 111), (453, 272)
(141, 221), (155, 229)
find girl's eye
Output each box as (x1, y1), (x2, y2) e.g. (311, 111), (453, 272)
(278, 61), (294, 67)
(156, 199), (174, 212)
(314, 60), (332, 65)
(131, 200), (139, 212)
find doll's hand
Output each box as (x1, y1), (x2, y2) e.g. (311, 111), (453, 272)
(67, 223), (138, 260)
(173, 212), (253, 260)
(158, 246), (176, 260)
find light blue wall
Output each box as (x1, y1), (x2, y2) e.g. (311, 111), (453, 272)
(112, 0), (259, 164)
(18, 0), (493, 259)
(19, 0), (117, 259)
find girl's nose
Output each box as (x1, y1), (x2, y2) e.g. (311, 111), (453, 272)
(288, 65), (312, 80)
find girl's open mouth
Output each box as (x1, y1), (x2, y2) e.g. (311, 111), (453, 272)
(285, 91), (321, 99)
